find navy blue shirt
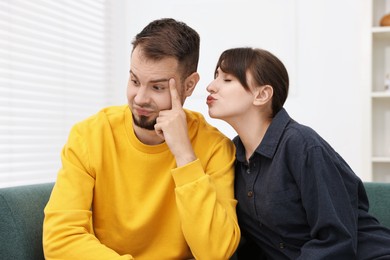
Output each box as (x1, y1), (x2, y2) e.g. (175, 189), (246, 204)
(234, 108), (390, 259)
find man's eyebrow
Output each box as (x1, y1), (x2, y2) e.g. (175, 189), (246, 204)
(129, 70), (169, 83)
(150, 78), (169, 84)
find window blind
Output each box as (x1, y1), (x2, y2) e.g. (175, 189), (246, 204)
(0, 0), (116, 187)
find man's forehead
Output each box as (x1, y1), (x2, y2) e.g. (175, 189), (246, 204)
(130, 63), (180, 86)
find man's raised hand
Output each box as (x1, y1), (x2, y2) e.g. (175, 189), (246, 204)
(154, 78), (196, 166)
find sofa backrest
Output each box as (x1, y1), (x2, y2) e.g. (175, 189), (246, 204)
(0, 183), (54, 260)
(364, 182), (390, 228)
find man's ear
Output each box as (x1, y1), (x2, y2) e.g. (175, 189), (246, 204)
(183, 72), (200, 97)
(253, 85), (273, 106)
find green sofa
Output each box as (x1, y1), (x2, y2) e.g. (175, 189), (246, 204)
(364, 182), (390, 228)
(0, 183), (54, 260)
(0, 182), (389, 260)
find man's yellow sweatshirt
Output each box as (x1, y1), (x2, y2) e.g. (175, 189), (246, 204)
(43, 105), (240, 260)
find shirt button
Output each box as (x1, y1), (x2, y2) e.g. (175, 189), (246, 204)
(247, 191), (253, 197)
(246, 168), (250, 174)
(279, 242), (285, 249)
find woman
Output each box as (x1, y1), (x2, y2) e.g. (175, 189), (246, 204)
(206, 47), (390, 259)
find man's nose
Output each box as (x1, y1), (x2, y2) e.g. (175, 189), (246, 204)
(134, 86), (150, 104)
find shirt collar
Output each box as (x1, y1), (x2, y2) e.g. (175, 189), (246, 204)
(234, 108), (292, 162)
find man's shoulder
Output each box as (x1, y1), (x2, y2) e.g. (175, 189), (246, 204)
(97, 104), (128, 117)
(75, 105), (128, 129)
(184, 109), (231, 142)
(184, 109), (205, 122)
(185, 109), (217, 131)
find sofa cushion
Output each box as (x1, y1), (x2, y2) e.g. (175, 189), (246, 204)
(0, 183), (54, 260)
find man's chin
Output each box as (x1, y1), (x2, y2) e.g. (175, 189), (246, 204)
(133, 115), (156, 131)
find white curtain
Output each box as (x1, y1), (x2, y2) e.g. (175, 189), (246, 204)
(0, 0), (121, 187)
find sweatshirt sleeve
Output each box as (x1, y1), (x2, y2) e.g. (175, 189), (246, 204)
(171, 137), (241, 260)
(42, 123), (133, 260)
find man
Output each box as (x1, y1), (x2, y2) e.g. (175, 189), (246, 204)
(43, 18), (240, 260)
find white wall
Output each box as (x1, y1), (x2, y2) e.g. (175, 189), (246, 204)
(119, 0), (367, 179)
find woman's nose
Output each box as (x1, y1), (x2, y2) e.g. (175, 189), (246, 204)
(206, 80), (216, 93)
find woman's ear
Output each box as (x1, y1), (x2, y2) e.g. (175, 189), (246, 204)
(183, 72), (200, 97)
(253, 85), (273, 106)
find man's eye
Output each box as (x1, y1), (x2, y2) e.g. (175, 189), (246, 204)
(152, 85), (165, 91)
(131, 79), (140, 86)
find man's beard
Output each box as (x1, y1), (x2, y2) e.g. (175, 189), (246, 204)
(132, 113), (156, 130)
